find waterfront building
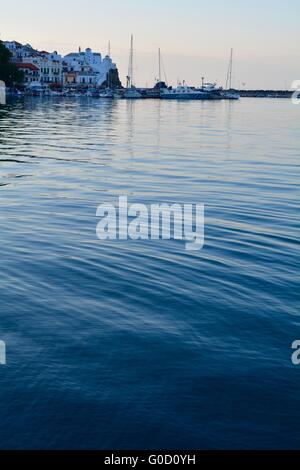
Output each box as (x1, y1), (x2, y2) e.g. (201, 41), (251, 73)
(37, 52), (63, 84)
(4, 41), (63, 86)
(63, 47), (117, 86)
(15, 63), (40, 85)
(3, 41), (38, 62)
(3, 40), (120, 89)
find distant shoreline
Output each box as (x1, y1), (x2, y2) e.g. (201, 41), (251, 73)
(5, 89), (294, 100)
(238, 90), (292, 98)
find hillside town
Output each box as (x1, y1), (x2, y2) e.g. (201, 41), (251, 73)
(1, 39), (291, 100)
(3, 40), (121, 90)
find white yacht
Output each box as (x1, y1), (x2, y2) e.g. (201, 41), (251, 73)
(99, 88), (114, 98)
(160, 81), (222, 100)
(221, 90), (240, 100)
(123, 88), (142, 99)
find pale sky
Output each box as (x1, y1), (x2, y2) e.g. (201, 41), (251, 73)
(1, 0), (299, 89)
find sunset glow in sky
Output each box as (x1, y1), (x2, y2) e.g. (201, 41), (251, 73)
(2, 0), (299, 89)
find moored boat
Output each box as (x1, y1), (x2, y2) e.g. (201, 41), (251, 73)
(221, 90), (240, 100)
(160, 85), (210, 100)
(222, 49), (240, 100)
(99, 88), (114, 98)
(123, 35), (143, 100)
(160, 81), (223, 100)
(123, 88), (142, 99)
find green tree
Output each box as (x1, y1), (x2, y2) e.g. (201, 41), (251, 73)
(102, 69), (122, 89)
(0, 41), (24, 87)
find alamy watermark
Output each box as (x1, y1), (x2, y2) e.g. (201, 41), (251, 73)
(96, 197), (205, 251)
(0, 341), (6, 365)
(291, 341), (300, 366)
(291, 80), (300, 105)
(0, 80), (6, 105)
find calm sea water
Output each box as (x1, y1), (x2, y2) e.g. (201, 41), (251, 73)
(0, 97), (299, 450)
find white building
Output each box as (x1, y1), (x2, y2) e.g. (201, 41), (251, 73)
(3, 41), (37, 62)
(4, 41), (119, 88)
(36, 52), (63, 84)
(15, 63), (40, 85)
(4, 41), (63, 86)
(63, 47), (116, 86)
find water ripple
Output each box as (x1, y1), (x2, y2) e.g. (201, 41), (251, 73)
(0, 97), (299, 449)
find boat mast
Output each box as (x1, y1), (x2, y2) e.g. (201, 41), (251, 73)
(126, 35), (134, 88)
(130, 34), (133, 88)
(226, 48), (233, 90)
(229, 48), (233, 89)
(158, 48), (161, 87)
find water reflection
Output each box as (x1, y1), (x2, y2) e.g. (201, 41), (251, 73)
(0, 97), (299, 450)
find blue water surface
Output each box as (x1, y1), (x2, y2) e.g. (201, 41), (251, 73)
(0, 97), (299, 449)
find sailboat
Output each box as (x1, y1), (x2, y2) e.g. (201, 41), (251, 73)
(222, 49), (240, 100)
(157, 47), (164, 91)
(123, 35), (142, 99)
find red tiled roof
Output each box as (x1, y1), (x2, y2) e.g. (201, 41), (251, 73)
(16, 63), (39, 71)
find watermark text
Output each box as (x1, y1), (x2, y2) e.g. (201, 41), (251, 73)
(96, 197), (205, 251)
(0, 80), (6, 105)
(0, 341), (6, 365)
(291, 340), (300, 366)
(291, 80), (300, 105)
